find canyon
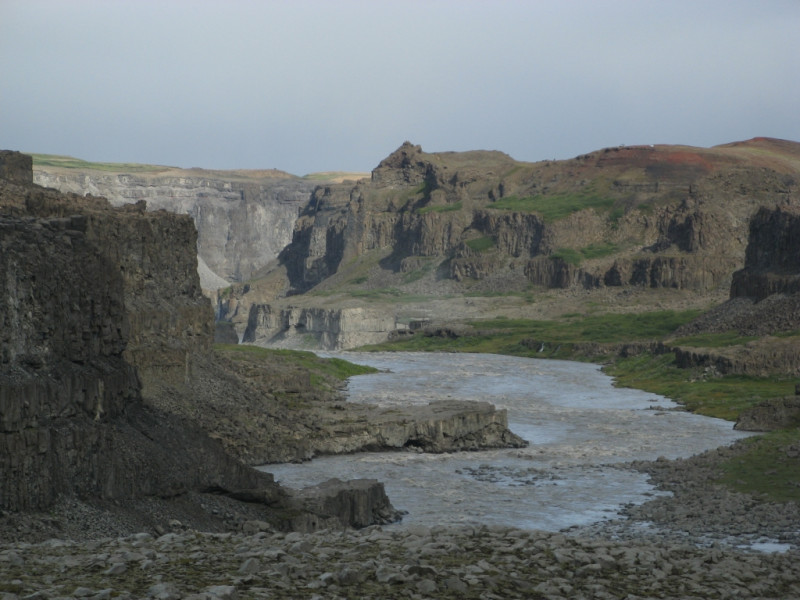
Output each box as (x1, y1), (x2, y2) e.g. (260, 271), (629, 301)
(3, 139), (800, 598)
(2, 151), (524, 539)
(223, 137), (800, 349)
(32, 159), (365, 291)
(34, 139), (800, 351)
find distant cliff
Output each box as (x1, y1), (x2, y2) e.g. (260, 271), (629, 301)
(671, 204), (800, 377)
(243, 305), (398, 349)
(33, 162), (319, 288)
(275, 139), (799, 297)
(730, 205), (800, 300)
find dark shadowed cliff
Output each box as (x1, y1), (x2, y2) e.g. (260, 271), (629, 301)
(0, 151), (400, 536)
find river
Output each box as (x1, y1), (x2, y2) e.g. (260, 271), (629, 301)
(259, 352), (750, 531)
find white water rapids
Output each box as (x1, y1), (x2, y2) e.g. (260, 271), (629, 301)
(259, 352), (750, 531)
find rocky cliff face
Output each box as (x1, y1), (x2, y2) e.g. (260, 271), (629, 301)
(730, 205), (800, 300)
(275, 139), (800, 299)
(33, 165), (317, 288)
(1, 153), (398, 531)
(243, 305), (398, 349)
(669, 203), (800, 377)
(0, 156), (240, 510)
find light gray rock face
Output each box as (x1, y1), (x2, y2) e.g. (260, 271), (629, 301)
(243, 304), (398, 349)
(309, 400), (528, 456)
(33, 169), (317, 287)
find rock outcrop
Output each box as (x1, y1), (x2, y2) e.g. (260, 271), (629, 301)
(0, 162), (250, 511)
(274, 138), (800, 297)
(310, 400), (527, 456)
(243, 304), (398, 350)
(730, 205), (800, 300)
(670, 204), (800, 375)
(0, 152), (397, 530)
(735, 396), (800, 431)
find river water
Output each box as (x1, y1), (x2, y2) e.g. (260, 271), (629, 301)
(259, 352), (750, 531)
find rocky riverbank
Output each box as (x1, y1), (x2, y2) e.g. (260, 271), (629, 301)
(1, 433), (798, 599)
(572, 441), (800, 550)
(1, 519), (797, 600)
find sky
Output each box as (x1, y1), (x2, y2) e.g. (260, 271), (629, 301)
(2, 0), (799, 175)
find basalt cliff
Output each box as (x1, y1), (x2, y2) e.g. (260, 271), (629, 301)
(0, 152), (400, 536)
(231, 137), (800, 347)
(670, 204), (800, 379)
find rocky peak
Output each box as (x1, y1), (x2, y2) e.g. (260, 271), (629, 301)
(0, 150), (32, 185)
(371, 141), (431, 187)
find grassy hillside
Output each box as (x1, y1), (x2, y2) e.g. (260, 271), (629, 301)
(31, 153), (170, 173)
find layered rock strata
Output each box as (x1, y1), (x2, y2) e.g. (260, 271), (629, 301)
(243, 304), (398, 349)
(670, 204), (800, 376)
(276, 139), (800, 296)
(33, 165), (317, 288)
(309, 400), (527, 456)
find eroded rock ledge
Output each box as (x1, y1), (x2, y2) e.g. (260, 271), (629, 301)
(243, 304), (397, 350)
(308, 400), (528, 457)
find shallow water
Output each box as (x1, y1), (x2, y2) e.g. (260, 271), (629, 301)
(260, 352), (750, 531)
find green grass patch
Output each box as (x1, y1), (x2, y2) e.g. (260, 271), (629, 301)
(31, 153), (167, 172)
(717, 429), (800, 502)
(580, 242), (619, 260)
(418, 201), (463, 215)
(346, 288), (434, 303)
(607, 352), (794, 420)
(551, 248), (583, 266)
(348, 275), (368, 285)
(671, 331), (760, 348)
(465, 236), (496, 253)
(214, 344), (377, 380)
(490, 189), (615, 222)
(551, 242), (621, 267)
(363, 310), (701, 357)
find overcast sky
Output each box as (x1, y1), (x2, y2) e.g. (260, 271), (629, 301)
(2, 1), (799, 175)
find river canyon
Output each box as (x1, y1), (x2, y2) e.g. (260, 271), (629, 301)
(263, 352), (754, 538)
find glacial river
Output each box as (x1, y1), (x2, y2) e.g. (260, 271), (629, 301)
(259, 352), (750, 531)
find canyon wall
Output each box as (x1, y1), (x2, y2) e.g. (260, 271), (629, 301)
(243, 305), (398, 350)
(0, 152), (253, 510)
(276, 140), (799, 297)
(670, 204), (800, 377)
(33, 167), (316, 288)
(1, 153), (401, 529)
(730, 205), (800, 300)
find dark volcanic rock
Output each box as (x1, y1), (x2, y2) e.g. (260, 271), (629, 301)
(731, 205), (800, 300)
(0, 150), (32, 184)
(735, 396), (800, 431)
(0, 155), (398, 533)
